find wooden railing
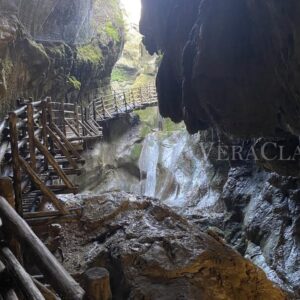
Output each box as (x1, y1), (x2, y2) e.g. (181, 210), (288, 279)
(87, 83), (158, 122)
(0, 98), (101, 219)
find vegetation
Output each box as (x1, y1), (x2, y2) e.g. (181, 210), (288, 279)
(132, 74), (154, 89)
(131, 144), (143, 161)
(68, 76), (81, 90)
(135, 107), (184, 138)
(77, 44), (103, 64)
(111, 68), (127, 82)
(105, 21), (120, 42)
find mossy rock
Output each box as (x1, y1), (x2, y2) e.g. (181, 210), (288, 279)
(130, 143), (143, 161)
(105, 21), (120, 42)
(77, 44), (103, 64)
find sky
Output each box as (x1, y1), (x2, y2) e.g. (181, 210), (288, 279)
(121, 0), (141, 24)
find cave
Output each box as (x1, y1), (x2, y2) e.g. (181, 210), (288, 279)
(0, 0), (299, 299)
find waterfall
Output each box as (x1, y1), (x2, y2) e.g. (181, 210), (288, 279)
(139, 133), (160, 197)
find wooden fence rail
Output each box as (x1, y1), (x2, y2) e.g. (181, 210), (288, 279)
(87, 82), (158, 122)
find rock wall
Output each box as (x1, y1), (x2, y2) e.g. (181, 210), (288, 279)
(140, 0), (300, 139)
(0, 0), (124, 117)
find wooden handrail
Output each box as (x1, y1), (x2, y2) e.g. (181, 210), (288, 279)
(0, 196), (85, 299)
(0, 246), (45, 299)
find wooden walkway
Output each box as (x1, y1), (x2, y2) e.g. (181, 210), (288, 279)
(87, 83), (158, 122)
(0, 82), (158, 299)
(0, 83), (158, 220)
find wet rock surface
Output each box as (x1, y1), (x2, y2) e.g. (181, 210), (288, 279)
(59, 192), (285, 300)
(219, 164), (300, 298)
(140, 0), (300, 139)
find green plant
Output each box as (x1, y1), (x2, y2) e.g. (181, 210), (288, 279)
(77, 44), (103, 63)
(105, 21), (120, 42)
(68, 76), (81, 90)
(111, 68), (127, 82)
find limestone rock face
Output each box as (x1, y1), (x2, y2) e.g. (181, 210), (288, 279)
(59, 192), (285, 300)
(0, 0), (124, 117)
(140, 0), (300, 138)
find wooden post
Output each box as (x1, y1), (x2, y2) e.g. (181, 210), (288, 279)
(46, 98), (55, 155)
(83, 268), (112, 300)
(8, 112), (23, 217)
(0, 177), (22, 263)
(0, 177), (15, 208)
(41, 101), (49, 171)
(27, 103), (36, 171)
(0, 196), (84, 299)
(101, 97), (106, 119)
(74, 105), (80, 134)
(61, 100), (66, 136)
(123, 92), (127, 112)
(80, 103), (86, 137)
(113, 93), (118, 114)
(93, 101), (97, 121)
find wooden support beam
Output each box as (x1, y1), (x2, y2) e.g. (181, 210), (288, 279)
(64, 119), (80, 137)
(8, 112), (23, 217)
(84, 121), (98, 135)
(78, 121), (94, 136)
(33, 137), (75, 190)
(50, 123), (81, 159)
(0, 247), (45, 300)
(18, 158), (67, 215)
(46, 126), (78, 170)
(0, 197), (84, 299)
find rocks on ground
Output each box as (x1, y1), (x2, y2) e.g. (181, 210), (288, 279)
(56, 192), (285, 300)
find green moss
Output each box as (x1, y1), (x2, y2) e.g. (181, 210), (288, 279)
(68, 76), (81, 90)
(131, 144), (143, 161)
(135, 107), (184, 138)
(135, 107), (158, 138)
(45, 44), (66, 58)
(77, 44), (103, 63)
(163, 118), (185, 132)
(111, 68), (127, 82)
(132, 74), (154, 89)
(105, 21), (120, 42)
